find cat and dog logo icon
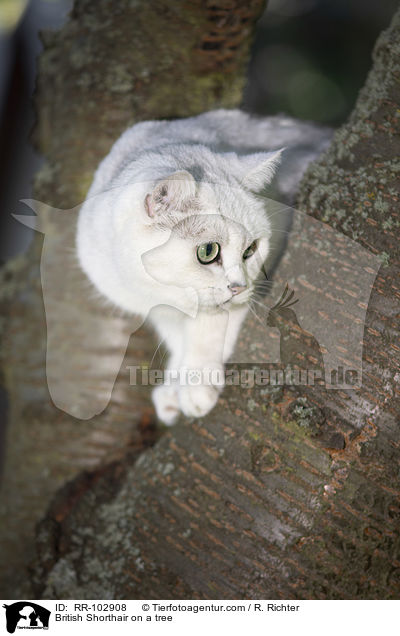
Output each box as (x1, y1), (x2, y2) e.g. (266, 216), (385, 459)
(2, 603), (50, 633)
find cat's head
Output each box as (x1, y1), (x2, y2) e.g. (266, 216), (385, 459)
(140, 150), (282, 310)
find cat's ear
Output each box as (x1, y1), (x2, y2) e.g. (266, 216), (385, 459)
(241, 149), (285, 191)
(145, 170), (197, 218)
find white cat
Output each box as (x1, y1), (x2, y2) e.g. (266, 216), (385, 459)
(77, 109), (331, 424)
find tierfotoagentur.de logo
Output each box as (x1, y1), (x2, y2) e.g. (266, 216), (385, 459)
(14, 192), (380, 422)
(2, 603), (50, 634)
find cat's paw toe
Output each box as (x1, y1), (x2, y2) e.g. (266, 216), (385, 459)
(179, 384), (220, 419)
(152, 385), (180, 426)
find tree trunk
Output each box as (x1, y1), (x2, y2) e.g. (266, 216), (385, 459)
(27, 9), (400, 599)
(0, 0), (266, 597)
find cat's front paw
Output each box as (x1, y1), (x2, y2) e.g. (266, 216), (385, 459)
(152, 384), (180, 426)
(178, 384), (220, 419)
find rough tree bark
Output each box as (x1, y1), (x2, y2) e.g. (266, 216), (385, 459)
(2, 2), (400, 601)
(26, 8), (400, 599)
(0, 0), (267, 597)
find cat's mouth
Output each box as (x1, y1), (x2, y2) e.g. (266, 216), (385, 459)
(197, 285), (252, 309)
(222, 287), (253, 306)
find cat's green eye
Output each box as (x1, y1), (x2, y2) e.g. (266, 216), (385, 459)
(197, 242), (220, 264)
(243, 240), (257, 260)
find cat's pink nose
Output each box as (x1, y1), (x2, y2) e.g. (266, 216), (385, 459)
(228, 282), (247, 295)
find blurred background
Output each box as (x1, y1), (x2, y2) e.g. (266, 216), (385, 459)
(244, 0), (398, 122)
(0, 0), (398, 264)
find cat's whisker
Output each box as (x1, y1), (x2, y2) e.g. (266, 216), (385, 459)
(253, 283), (273, 294)
(246, 301), (266, 327)
(254, 200), (293, 217)
(269, 229), (291, 236)
(160, 346), (169, 368)
(253, 279), (272, 288)
(252, 291), (272, 299)
(250, 300), (274, 318)
(250, 297), (271, 312)
(149, 338), (165, 369)
(263, 244), (288, 254)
